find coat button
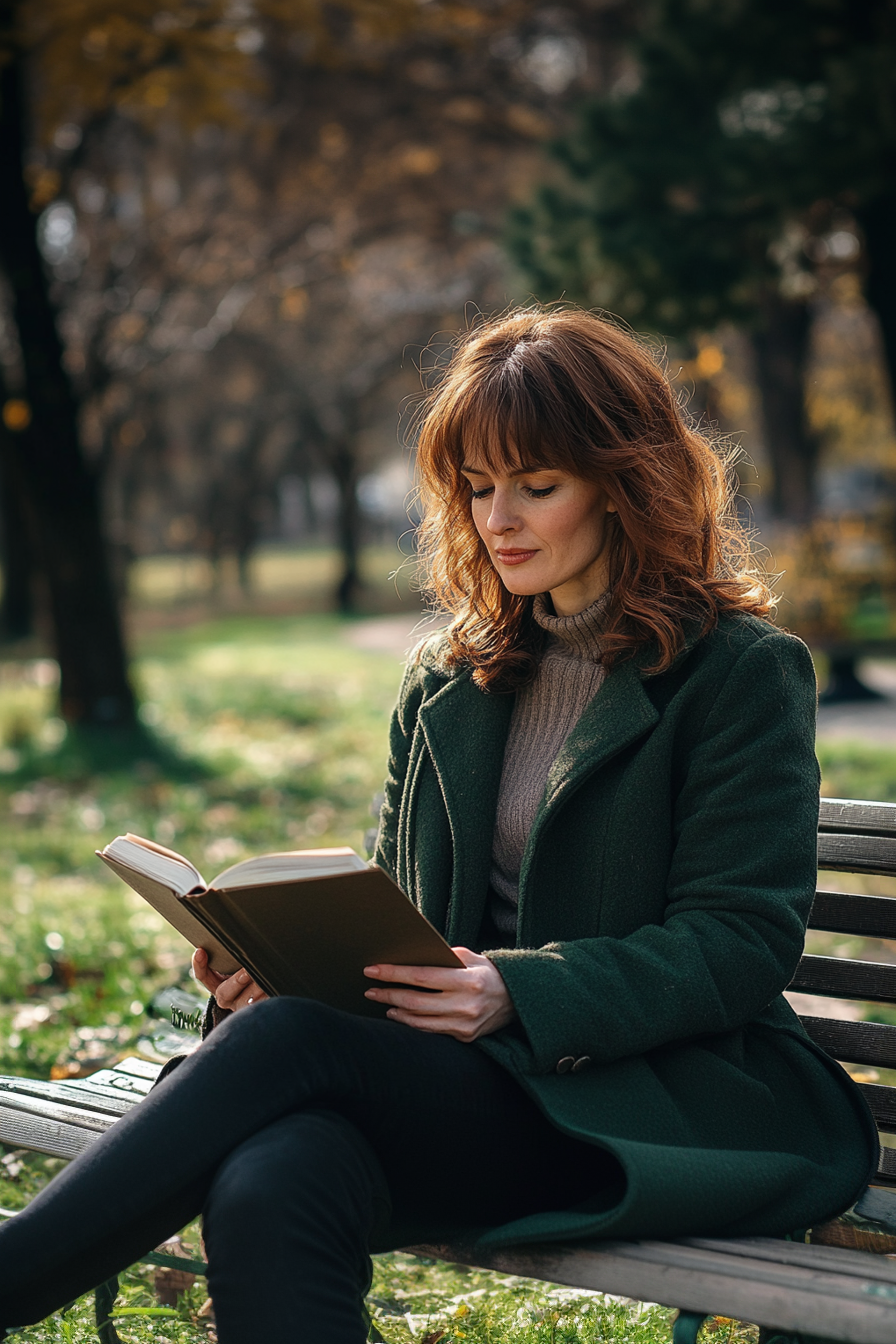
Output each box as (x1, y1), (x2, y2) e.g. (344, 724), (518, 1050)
(556, 1056), (575, 1074)
(571, 1056), (592, 1073)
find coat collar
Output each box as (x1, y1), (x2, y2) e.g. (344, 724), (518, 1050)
(632, 613), (707, 678)
(417, 672), (514, 945)
(543, 658), (658, 810)
(416, 656), (660, 944)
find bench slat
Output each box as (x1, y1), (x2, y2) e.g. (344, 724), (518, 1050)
(0, 1109), (99, 1160)
(405, 1239), (896, 1343)
(808, 891), (896, 940)
(0, 1078), (136, 1117)
(817, 832), (896, 876)
(618, 1237), (896, 1293)
(878, 1147), (896, 1184)
(799, 1016), (896, 1069)
(859, 1083), (896, 1133)
(683, 1235), (896, 1279)
(0, 1092), (117, 1132)
(820, 800), (896, 838)
(789, 955), (896, 1004)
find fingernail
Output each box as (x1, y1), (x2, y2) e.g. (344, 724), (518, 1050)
(365, 989), (378, 998)
(237, 970), (249, 983)
(364, 966), (380, 977)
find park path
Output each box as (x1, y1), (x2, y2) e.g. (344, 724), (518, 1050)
(817, 662), (896, 746)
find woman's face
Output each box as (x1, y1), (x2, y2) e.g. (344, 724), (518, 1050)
(461, 455), (617, 616)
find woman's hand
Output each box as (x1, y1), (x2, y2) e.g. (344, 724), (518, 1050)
(192, 948), (268, 1013)
(363, 947), (517, 1042)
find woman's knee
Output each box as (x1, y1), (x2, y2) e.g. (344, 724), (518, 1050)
(211, 994), (351, 1052)
(204, 1109), (391, 1240)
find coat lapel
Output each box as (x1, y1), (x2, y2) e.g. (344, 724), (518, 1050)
(418, 674), (514, 945)
(519, 661), (659, 896)
(416, 657), (661, 946)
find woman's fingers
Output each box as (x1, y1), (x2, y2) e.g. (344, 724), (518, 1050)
(364, 962), (467, 992)
(191, 952), (266, 1012)
(365, 947), (516, 1041)
(383, 1008), (470, 1036)
(227, 985), (269, 1011)
(363, 948), (493, 1005)
(213, 967), (267, 1012)
(191, 947), (226, 996)
(381, 1004), (497, 1043)
(364, 983), (454, 1015)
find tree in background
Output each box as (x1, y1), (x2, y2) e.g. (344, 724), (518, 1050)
(510, 0), (896, 524)
(32, 2), (629, 615)
(0, 0), (261, 725)
(0, 0), (434, 725)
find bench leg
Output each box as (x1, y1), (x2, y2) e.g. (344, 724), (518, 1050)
(94, 1277), (122, 1344)
(672, 1311), (707, 1344)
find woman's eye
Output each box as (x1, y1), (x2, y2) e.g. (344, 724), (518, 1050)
(525, 485), (557, 499)
(470, 487), (494, 500)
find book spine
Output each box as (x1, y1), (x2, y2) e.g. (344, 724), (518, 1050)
(176, 895), (279, 1000)
(203, 889), (319, 1001)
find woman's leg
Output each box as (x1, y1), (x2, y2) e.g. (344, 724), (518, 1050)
(202, 1110), (391, 1344)
(0, 997), (617, 1331)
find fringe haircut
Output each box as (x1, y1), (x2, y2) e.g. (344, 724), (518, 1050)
(414, 307), (775, 692)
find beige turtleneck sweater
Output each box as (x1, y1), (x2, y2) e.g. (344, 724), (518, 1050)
(489, 591), (608, 939)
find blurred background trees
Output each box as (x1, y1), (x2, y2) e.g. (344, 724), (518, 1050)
(1, 0), (895, 723)
(510, 0), (896, 687)
(511, 0), (896, 521)
(0, 0), (629, 728)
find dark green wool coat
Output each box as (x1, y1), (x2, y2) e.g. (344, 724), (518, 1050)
(373, 613), (878, 1249)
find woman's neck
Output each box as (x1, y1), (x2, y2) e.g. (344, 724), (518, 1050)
(533, 591), (609, 662)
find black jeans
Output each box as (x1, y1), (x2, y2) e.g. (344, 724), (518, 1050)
(0, 998), (620, 1343)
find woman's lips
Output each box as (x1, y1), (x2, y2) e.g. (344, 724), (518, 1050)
(495, 548), (538, 566)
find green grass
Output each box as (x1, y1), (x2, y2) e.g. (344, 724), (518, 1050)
(817, 739), (896, 803)
(0, 613), (888, 1343)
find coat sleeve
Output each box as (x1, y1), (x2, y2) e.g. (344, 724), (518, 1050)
(484, 631), (821, 1074)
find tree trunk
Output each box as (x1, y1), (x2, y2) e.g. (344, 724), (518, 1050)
(0, 49), (135, 725)
(0, 433), (37, 640)
(331, 441), (361, 614)
(857, 191), (896, 421)
(749, 291), (817, 524)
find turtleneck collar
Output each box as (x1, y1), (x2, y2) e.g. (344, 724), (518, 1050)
(532, 590), (610, 663)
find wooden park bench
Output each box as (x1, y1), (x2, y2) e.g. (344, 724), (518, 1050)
(4, 796), (896, 1344)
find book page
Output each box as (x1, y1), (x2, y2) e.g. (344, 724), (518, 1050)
(212, 847), (367, 891)
(100, 835), (205, 896)
(97, 852), (240, 976)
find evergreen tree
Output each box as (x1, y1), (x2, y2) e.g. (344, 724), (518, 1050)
(511, 0), (896, 522)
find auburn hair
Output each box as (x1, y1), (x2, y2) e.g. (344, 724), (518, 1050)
(413, 306), (774, 693)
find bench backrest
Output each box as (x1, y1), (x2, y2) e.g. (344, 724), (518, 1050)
(797, 798), (896, 1185)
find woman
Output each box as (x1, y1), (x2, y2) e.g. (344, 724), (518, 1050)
(0, 308), (877, 1339)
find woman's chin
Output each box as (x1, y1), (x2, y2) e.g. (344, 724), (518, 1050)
(498, 573), (549, 597)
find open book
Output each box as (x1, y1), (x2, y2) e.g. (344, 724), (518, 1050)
(98, 834), (461, 1017)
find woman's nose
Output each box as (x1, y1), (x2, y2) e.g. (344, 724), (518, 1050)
(486, 488), (520, 535)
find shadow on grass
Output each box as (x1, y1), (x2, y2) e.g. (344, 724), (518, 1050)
(9, 721), (212, 785)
